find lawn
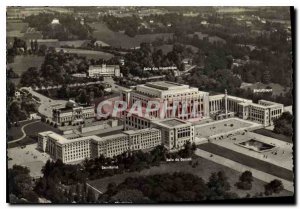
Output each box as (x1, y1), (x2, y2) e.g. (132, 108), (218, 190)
(7, 120), (34, 141)
(7, 21), (28, 33)
(89, 22), (173, 49)
(156, 44), (198, 55)
(88, 156), (293, 198)
(59, 40), (88, 48)
(198, 143), (294, 181)
(253, 129), (292, 143)
(7, 121), (61, 148)
(55, 47), (114, 60)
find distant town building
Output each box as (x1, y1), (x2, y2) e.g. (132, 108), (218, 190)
(71, 73), (87, 78)
(201, 20), (208, 25)
(51, 18), (60, 25)
(88, 64), (121, 78)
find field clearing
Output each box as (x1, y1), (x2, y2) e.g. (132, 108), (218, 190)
(7, 21), (28, 32)
(59, 40), (88, 48)
(198, 143), (294, 181)
(88, 156), (292, 198)
(240, 82), (290, 97)
(156, 44), (198, 54)
(55, 47), (114, 60)
(89, 22), (173, 49)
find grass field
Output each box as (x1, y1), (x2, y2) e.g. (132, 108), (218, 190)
(7, 21), (28, 33)
(56, 47), (114, 60)
(59, 40), (88, 48)
(89, 22), (173, 49)
(8, 55), (45, 85)
(7, 120), (34, 141)
(253, 129), (292, 143)
(198, 143), (294, 181)
(156, 44), (198, 55)
(88, 156), (292, 198)
(7, 121), (61, 148)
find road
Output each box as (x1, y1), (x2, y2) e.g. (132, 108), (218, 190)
(8, 120), (40, 144)
(21, 87), (68, 118)
(194, 149), (294, 192)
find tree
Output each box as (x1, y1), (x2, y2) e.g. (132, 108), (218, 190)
(264, 179), (284, 195)
(239, 171), (253, 183)
(8, 165), (39, 203)
(236, 171), (253, 190)
(86, 187), (96, 203)
(273, 112), (293, 137)
(207, 171), (231, 199)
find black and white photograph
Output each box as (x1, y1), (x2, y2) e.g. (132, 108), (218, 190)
(5, 4), (295, 205)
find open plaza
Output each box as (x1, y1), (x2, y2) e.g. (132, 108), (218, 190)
(8, 144), (51, 178)
(194, 118), (262, 139)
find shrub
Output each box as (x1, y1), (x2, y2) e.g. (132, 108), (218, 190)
(236, 181), (252, 190)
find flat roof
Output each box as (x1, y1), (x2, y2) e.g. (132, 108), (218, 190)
(144, 81), (188, 90)
(152, 118), (191, 129)
(123, 128), (159, 135)
(160, 119), (186, 127)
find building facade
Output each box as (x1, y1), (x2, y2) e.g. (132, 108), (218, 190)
(121, 81), (210, 121)
(88, 64), (121, 78)
(151, 118), (194, 150)
(52, 106), (95, 125)
(121, 82), (284, 129)
(38, 128), (161, 163)
(209, 92), (283, 126)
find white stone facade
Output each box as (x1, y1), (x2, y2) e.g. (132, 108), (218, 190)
(88, 64), (120, 78)
(38, 128), (161, 163)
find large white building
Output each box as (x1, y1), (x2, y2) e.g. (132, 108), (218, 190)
(121, 81), (210, 121)
(88, 64), (121, 78)
(151, 118), (194, 150)
(121, 82), (284, 127)
(38, 128), (161, 163)
(209, 92), (283, 126)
